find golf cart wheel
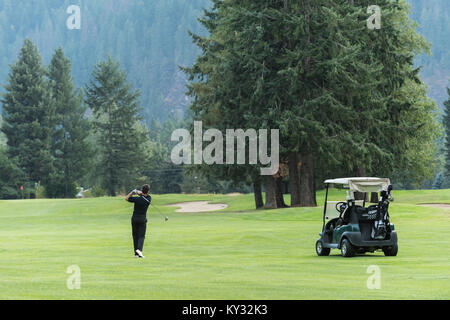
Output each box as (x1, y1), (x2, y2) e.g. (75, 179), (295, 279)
(340, 238), (356, 257)
(383, 244), (398, 256)
(316, 240), (330, 256)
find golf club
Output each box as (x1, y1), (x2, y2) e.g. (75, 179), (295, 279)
(150, 203), (169, 222)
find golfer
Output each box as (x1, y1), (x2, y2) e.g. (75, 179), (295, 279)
(126, 184), (151, 258)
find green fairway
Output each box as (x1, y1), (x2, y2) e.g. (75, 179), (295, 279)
(0, 190), (449, 300)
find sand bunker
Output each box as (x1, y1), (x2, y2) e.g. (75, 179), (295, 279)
(166, 201), (228, 213)
(417, 203), (450, 209)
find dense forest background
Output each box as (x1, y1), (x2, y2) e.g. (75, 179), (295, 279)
(0, 0), (210, 123)
(409, 0), (449, 108)
(0, 0), (448, 123)
(0, 0), (449, 200)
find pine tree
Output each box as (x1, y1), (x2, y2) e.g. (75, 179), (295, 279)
(145, 115), (186, 194)
(184, 0), (268, 208)
(1, 39), (54, 192)
(47, 47), (91, 198)
(339, 0), (440, 188)
(432, 172), (444, 190)
(186, 0), (441, 207)
(85, 56), (146, 196)
(0, 145), (25, 199)
(0, 116), (6, 147)
(185, 0), (372, 208)
(444, 87), (450, 177)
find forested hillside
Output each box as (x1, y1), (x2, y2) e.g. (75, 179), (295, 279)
(0, 0), (209, 123)
(409, 0), (450, 108)
(0, 0), (447, 124)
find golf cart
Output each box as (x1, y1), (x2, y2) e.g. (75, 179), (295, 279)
(316, 177), (398, 257)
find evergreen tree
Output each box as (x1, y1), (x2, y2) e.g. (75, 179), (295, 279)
(185, 0), (373, 207)
(432, 172), (444, 190)
(0, 116), (6, 146)
(47, 47), (91, 198)
(0, 0), (447, 122)
(85, 56), (146, 196)
(444, 87), (450, 177)
(186, 0), (441, 208)
(145, 114), (185, 194)
(338, 0), (440, 188)
(184, 0), (278, 208)
(0, 145), (25, 199)
(1, 39), (54, 192)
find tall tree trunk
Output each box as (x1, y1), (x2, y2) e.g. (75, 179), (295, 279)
(108, 106), (117, 197)
(275, 176), (288, 208)
(65, 177), (70, 199)
(299, 148), (317, 207)
(288, 152), (301, 206)
(265, 175), (287, 208)
(109, 166), (116, 197)
(253, 175), (264, 209)
(297, 2), (315, 207)
(282, 0), (296, 209)
(65, 162), (71, 198)
(264, 176), (278, 209)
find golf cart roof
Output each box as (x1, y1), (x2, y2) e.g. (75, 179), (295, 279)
(324, 177), (391, 193)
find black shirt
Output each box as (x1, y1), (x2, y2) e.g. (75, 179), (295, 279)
(128, 195), (151, 221)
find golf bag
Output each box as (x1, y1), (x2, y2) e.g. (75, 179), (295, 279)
(371, 188), (392, 240)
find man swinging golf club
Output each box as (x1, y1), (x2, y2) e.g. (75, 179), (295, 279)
(126, 184), (151, 258)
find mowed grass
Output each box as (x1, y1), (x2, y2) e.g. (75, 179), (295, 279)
(0, 189), (449, 300)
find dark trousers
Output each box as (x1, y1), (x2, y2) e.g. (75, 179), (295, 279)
(131, 219), (147, 253)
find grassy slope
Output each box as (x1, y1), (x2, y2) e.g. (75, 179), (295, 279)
(0, 189), (449, 300)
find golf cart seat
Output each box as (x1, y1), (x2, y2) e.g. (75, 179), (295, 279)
(355, 205), (378, 222)
(335, 206), (353, 227)
(325, 200), (364, 221)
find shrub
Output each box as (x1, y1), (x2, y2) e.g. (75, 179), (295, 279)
(92, 186), (107, 197)
(36, 184), (46, 199)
